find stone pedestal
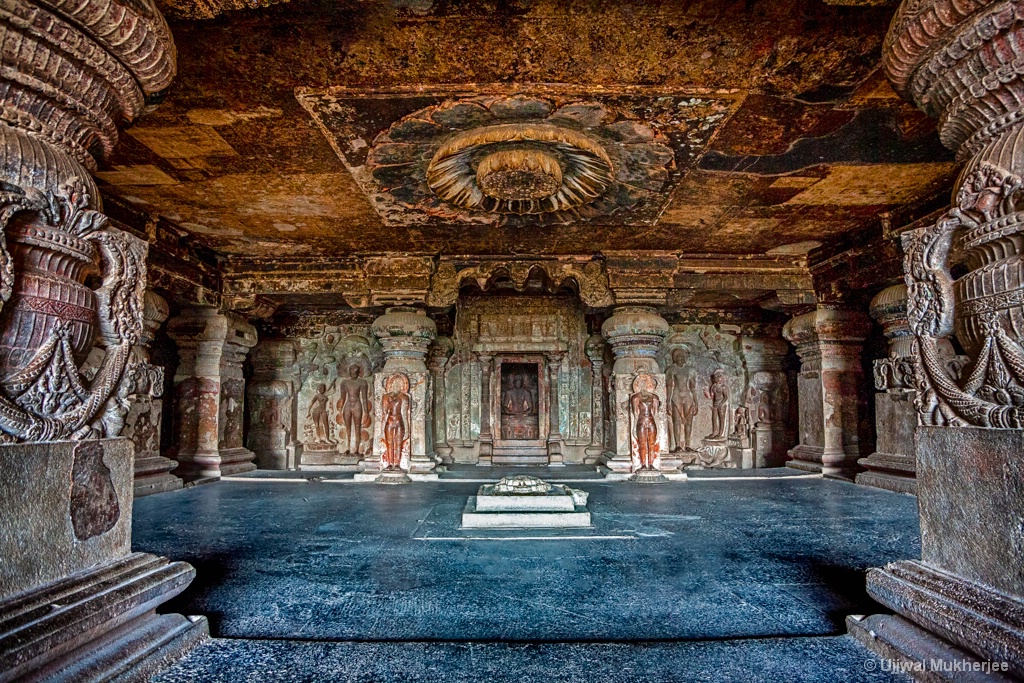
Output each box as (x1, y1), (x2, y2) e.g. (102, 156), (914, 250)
(782, 307), (870, 480)
(361, 307), (439, 481)
(857, 285), (918, 494)
(860, 428), (1024, 677)
(461, 476), (591, 528)
(167, 308), (258, 481)
(0, 440), (206, 682)
(247, 340), (297, 470)
(125, 291), (182, 497)
(600, 306), (683, 481)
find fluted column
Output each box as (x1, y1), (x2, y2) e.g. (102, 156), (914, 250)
(545, 351), (565, 466)
(167, 308), (258, 481)
(477, 353), (494, 465)
(247, 340), (297, 470)
(853, 6), (1024, 667)
(584, 334), (607, 463)
(782, 306), (870, 480)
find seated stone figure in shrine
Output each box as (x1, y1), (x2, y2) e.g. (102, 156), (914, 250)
(501, 372), (539, 439)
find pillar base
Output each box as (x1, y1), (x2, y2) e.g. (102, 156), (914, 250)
(856, 451), (917, 494)
(174, 447), (256, 481)
(133, 455), (183, 498)
(848, 613), (1015, 682)
(0, 553), (206, 683)
(786, 444), (859, 480)
(864, 560), (1024, 679)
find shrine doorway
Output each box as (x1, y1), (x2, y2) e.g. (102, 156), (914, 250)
(493, 356), (549, 465)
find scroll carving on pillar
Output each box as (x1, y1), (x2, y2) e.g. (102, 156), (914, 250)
(0, 179), (147, 442)
(903, 171), (1024, 428)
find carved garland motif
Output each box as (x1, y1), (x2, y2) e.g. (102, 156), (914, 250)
(0, 179), (146, 442)
(903, 163), (1024, 428)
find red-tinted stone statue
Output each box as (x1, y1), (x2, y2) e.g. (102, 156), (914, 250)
(380, 372), (411, 471)
(630, 372), (661, 470)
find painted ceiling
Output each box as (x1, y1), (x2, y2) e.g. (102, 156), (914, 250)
(100, 0), (957, 265)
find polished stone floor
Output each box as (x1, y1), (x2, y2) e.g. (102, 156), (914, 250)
(135, 469), (920, 681)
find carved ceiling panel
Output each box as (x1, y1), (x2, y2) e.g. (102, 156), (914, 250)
(297, 88), (735, 228)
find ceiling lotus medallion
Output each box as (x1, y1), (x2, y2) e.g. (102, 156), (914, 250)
(365, 96), (675, 225)
(427, 123), (615, 215)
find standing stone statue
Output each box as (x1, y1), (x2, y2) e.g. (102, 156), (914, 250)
(704, 369), (729, 439)
(630, 373), (661, 470)
(380, 373), (411, 471)
(307, 381), (336, 445)
(665, 347), (699, 451)
(337, 363), (372, 455)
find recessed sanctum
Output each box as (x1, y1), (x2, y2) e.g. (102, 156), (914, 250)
(1, 0), (1023, 681)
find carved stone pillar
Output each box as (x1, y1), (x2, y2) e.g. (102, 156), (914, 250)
(600, 306), (681, 481)
(361, 307), (437, 483)
(850, 5), (1024, 673)
(584, 334), (607, 463)
(0, 0), (205, 679)
(167, 308), (258, 481)
(427, 336), (454, 465)
(126, 290), (181, 497)
(782, 307), (871, 480)
(247, 340), (297, 470)
(856, 285), (919, 494)
(477, 353), (494, 466)
(739, 335), (791, 468)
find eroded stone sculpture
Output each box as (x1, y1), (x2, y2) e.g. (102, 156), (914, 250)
(666, 347), (700, 452)
(338, 364), (372, 456)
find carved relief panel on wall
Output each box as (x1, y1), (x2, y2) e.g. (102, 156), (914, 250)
(294, 327), (382, 463)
